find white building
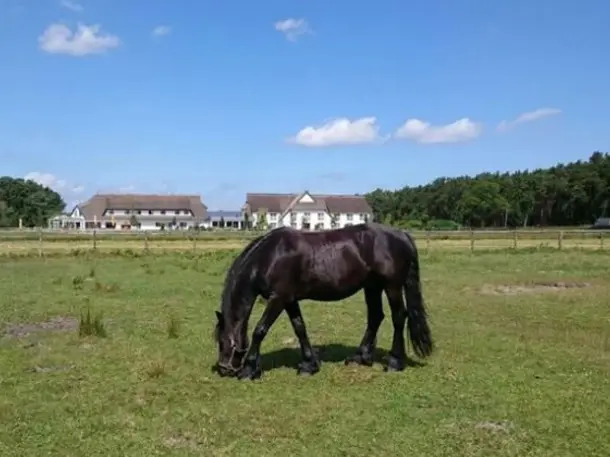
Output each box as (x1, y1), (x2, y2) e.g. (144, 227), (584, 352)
(50, 194), (207, 231)
(243, 191), (373, 230)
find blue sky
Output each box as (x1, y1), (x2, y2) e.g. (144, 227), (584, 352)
(1, 0), (609, 210)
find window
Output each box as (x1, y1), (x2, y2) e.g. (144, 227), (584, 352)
(346, 213), (353, 221)
(148, 210), (153, 215)
(136, 210), (141, 215)
(160, 210), (166, 215)
(317, 212), (325, 220)
(125, 210), (131, 215)
(303, 212), (310, 218)
(174, 210), (180, 215)
(268, 212), (277, 220)
(107, 210), (114, 215)
(183, 210), (190, 215)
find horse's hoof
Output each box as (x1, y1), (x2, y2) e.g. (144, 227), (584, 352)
(344, 354), (373, 367)
(384, 357), (406, 372)
(297, 361), (320, 376)
(236, 364), (262, 381)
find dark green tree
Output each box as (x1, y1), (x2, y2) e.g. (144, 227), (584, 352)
(0, 177), (65, 227)
(365, 151), (610, 228)
(129, 214), (140, 229)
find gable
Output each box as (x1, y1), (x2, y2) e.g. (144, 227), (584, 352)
(70, 206), (81, 217)
(298, 192), (314, 203)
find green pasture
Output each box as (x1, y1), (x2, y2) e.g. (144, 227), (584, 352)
(1, 248), (609, 456)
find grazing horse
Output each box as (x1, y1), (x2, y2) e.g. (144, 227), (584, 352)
(213, 222), (433, 380)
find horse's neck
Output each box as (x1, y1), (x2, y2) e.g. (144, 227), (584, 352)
(225, 278), (256, 346)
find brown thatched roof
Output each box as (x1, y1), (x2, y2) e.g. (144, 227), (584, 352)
(78, 194), (207, 220)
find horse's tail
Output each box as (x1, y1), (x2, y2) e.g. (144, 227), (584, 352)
(403, 233), (434, 358)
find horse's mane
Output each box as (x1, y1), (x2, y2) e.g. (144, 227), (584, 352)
(214, 233), (269, 342)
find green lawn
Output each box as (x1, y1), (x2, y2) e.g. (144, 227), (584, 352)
(1, 249), (609, 456)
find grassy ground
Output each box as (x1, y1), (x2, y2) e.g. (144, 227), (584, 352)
(1, 249), (609, 456)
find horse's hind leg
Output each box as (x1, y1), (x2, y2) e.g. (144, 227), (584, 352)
(384, 286), (407, 372)
(285, 301), (320, 376)
(345, 286), (384, 367)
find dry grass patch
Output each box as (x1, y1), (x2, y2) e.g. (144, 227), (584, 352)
(3, 316), (79, 339)
(480, 281), (593, 295)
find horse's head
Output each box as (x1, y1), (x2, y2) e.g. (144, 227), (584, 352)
(213, 311), (247, 377)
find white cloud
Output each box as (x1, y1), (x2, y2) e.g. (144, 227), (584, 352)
(24, 172), (66, 190)
(152, 25), (172, 37)
(24, 172), (85, 200)
(290, 117), (381, 147)
(38, 23), (120, 56)
(394, 118), (482, 144)
(274, 18), (311, 41)
(496, 108), (562, 132)
(60, 0), (83, 12)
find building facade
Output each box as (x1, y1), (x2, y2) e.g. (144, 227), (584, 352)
(202, 210), (244, 229)
(243, 191), (373, 230)
(51, 194), (207, 231)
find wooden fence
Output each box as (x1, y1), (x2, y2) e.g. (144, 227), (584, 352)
(0, 228), (609, 256)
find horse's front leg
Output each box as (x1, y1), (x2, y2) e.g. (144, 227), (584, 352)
(285, 301), (320, 376)
(236, 298), (284, 380)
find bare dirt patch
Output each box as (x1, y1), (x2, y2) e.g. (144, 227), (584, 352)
(475, 420), (514, 433)
(2, 316), (78, 338)
(162, 432), (205, 451)
(29, 364), (75, 374)
(480, 281), (592, 295)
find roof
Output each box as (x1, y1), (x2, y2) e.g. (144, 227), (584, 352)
(244, 192), (373, 215)
(77, 194), (207, 220)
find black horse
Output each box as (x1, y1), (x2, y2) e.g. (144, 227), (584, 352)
(213, 222), (433, 380)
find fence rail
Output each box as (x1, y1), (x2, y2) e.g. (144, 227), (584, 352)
(0, 228), (609, 256)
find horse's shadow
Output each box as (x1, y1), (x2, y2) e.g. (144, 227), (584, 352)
(260, 343), (426, 372)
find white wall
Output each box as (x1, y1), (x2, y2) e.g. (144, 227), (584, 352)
(251, 210), (371, 230)
(102, 209), (193, 218)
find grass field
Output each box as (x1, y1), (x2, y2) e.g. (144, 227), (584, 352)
(1, 248), (610, 456)
(0, 228), (609, 254)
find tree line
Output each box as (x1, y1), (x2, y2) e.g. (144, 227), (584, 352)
(365, 151), (610, 229)
(2, 151), (609, 230)
(0, 177), (65, 228)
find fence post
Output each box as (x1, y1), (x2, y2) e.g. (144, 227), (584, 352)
(470, 230), (475, 253)
(92, 229), (97, 252)
(513, 229), (518, 250)
(38, 227), (43, 258)
(558, 230), (563, 250)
